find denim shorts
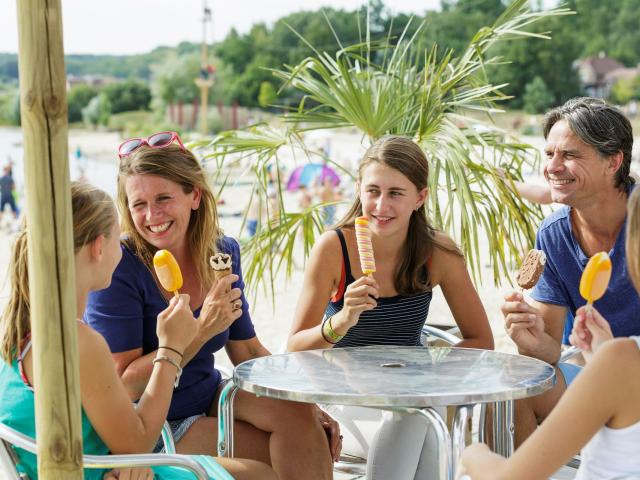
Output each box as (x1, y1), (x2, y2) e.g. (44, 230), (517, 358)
(153, 413), (205, 453)
(558, 362), (582, 387)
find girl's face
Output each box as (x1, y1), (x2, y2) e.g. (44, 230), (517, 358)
(358, 162), (426, 239)
(125, 174), (201, 253)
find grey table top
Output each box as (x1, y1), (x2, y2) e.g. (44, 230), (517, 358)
(233, 346), (556, 407)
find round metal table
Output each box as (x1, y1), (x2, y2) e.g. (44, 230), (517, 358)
(217, 346), (555, 479)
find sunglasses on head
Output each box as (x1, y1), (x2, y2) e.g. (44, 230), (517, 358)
(118, 131), (185, 159)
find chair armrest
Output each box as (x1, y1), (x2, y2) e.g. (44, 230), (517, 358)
(83, 453), (209, 480)
(0, 422), (224, 480)
(421, 325), (460, 346)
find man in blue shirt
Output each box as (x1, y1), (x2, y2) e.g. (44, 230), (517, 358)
(502, 97), (639, 446)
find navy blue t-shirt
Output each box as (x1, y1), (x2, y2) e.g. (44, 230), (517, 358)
(532, 202), (640, 338)
(84, 236), (256, 420)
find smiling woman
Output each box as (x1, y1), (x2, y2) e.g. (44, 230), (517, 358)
(83, 138), (336, 480)
(287, 135), (494, 479)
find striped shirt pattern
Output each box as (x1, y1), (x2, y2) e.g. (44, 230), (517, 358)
(325, 229), (433, 348)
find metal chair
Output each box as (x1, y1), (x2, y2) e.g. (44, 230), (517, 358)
(0, 420), (226, 480)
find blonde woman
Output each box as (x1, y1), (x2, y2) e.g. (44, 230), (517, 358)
(0, 182), (274, 479)
(85, 133), (337, 480)
(460, 187), (640, 480)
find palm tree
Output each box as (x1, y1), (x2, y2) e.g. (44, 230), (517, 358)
(199, 0), (573, 299)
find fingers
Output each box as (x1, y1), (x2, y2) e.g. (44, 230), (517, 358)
(212, 274), (239, 295)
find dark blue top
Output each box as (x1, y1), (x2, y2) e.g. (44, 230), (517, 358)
(325, 230), (432, 347)
(84, 236), (256, 420)
(532, 197), (640, 338)
(0, 173), (13, 197)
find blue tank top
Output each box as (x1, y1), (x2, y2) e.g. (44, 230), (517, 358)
(325, 229), (433, 348)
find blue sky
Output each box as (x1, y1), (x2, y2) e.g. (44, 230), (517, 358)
(2, 0), (442, 55)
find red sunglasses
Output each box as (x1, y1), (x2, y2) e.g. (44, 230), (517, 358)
(118, 131), (185, 159)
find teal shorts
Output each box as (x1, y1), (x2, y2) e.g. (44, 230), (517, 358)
(558, 362), (582, 386)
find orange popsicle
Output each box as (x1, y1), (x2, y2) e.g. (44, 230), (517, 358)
(153, 249), (183, 297)
(579, 252), (612, 306)
(355, 216), (376, 276)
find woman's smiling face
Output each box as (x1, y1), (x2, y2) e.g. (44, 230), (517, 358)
(125, 174), (201, 252)
(358, 162), (426, 238)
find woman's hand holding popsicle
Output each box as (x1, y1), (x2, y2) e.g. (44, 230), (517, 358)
(331, 276), (379, 334)
(156, 294), (197, 354)
(569, 306), (613, 363)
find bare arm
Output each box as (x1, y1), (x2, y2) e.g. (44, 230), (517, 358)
(113, 274), (242, 400)
(287, 231), (378, 351)
(461, 338), (640, 480)
(287, 232), (343, 351)
(80, 294), (196, 453)
(225, 336), (271, 365)
(430, 234), (493, 350)
(503, 292), (567, 364)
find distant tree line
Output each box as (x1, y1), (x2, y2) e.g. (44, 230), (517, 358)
(2, 0), (640, 125)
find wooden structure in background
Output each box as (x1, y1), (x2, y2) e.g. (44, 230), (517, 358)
(15, 0), (83, 478)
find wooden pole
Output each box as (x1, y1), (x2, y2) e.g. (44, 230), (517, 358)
(15, 1), (83, 478)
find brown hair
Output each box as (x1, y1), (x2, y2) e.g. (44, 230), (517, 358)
(117, 145), (221, 292)
(335, 135), (461, 295)
(626, 188), (640, 292)
(1, 182), (117, 363)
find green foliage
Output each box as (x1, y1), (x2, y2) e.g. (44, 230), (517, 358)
(82, 93), (111, 128)
(0, 89), (20, 126)
(258, 81), (277, 108)
(67, 84), (99, 123)
(152, 53), (201, 105)
(523, 76), (555, 114)
(102, 79), (151, 114)
(609, 77), (636, 105)
(203, 0), (571, 296)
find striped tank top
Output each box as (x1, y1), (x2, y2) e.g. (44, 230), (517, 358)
(324, 229), (433, 348)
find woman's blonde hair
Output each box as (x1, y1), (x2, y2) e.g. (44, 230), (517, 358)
(0, 182), (117, 363)
(335, 135), (461, 295)
(626, 188), (640, 292)
(117, 145), (221, 293)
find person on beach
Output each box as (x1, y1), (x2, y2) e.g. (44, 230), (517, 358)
(502, 97), (640, 446)
(0, 164), (19, 219)
(0, 182), (274, 480)
(84, 133), (338, 480)
(460, 187), (640, 480)
(287, 135), (494, 479)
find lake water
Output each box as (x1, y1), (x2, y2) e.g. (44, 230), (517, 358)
(0, 127), (119, 204)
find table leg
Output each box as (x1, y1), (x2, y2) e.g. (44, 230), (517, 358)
(411, 408), (453, 480)
(217, 381), (239, 457)
(478, 403), (487, 444)
(493, 400), (514, 457)
(452, 405), (472, 478)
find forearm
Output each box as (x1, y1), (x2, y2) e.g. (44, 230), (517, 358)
(287, 325), (336, 351)
(518, 333), (562, 364)
(120, 351), (157, 401)
(455, 335), (494, 350)
(112, 353), (183, 453)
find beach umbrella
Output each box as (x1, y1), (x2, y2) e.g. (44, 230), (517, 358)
(286, 163), (340, 191)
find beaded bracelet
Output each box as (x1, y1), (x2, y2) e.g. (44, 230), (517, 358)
(153, 355), (182, 388)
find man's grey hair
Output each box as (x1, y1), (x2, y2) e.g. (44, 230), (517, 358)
(543, 97), (634, 191)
